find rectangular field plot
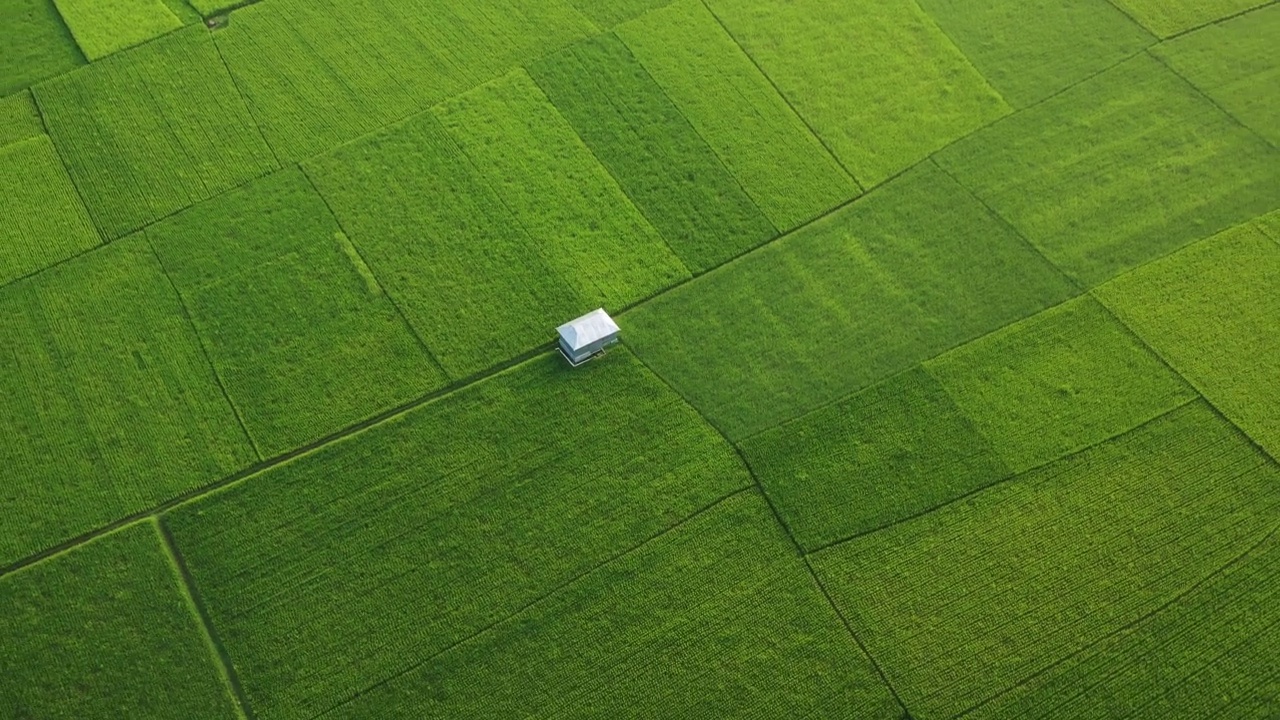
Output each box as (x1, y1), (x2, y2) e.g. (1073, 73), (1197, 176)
(924, 295), (1196, 472)
(328, 492), (903, 719)
(0, 521), (240, 719)
(35, 25), (278, 239)
(0, 235), (254, 566)
(0, 90), (44, 147)
(0, 135), (100, 285)
(432, 70), (689, 311)
(810, 401), (1280, 719)
(704, 0), (1008, 188)
(165, 350), (750, 720)
(1095, 224), (1280, 460)
(530, 34), (776, 273)
(147, 168), (445, 458)
(617, 0), (859, 232)
(1110, 0), (1269, 37)
(915, 0), (1153, 107)
(742, 368), (1010, 551)
(0, 0), (83, 96)
(936, 53), (1280, 286)
(52, 0), (183, 60)
(624, 161), (1076, 440)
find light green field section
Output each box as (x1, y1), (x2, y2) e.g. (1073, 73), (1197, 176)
(0, 521), (240, 719)
(52, 0), (182, 60)
(35, 25), (278, 239)
(916, 0), (1153, 107)
(306, 111), (584, 379)
(215, 0), (595, 161)
(0, 235), (255, 566)
(617, 0), (859, 231)
(432, 70), (689, 310)
(925, 296), (1196, 473)
(1258, 208), (1280, 242)
(0, 0), (83, 96)
(1110, 0), (1268, 37)
(530, 34), (777, 273)
(0, 135), (100, 285)
(331, 492), (902, 719)
(704, 0), (1008, 187)
(1152, 4), (1280, 147)
(625, 161), (1076, 440)
(567, 0), (669, 28)
(811, 401), (1280, 719)
(1096, 224), (1280, 460)
(147, 169), (445, 458)
(166, 351), (749, 720)
(936, 53), (1280, 286)
(742, 368), (1009, 551)
(0, 90), (45, 146)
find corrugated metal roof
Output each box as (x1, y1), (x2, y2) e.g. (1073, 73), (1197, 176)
(557, 308), (620, 351)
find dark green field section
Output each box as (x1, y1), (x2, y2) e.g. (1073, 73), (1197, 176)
(147, 168), (446, 458)
(0, 0), (83, 96)
(1096, 223), (1280, 461)
(1152, 3), (1280, 148)
(935, 52), (1280, 287)
(616, 0), (859, 232)
(924, 295), (1196, 473)
(34, 25), (278, 240)
(704, 0), (1008, 187)
(0, 134), (100, 285)
(51, 0), (183, 61)
(529, 33), (777, 273)
(915, 0), (1153, 108)
(0, 235), (254, 566)
(1110, 0), (1269, 38)
(0, 521), (239, 719)
(743, 367), (1009, 551)
(625, 161), (1076, 440)
(165, 351), (748, 720)
(811, 401), (1280, 720)
(214, 0), (595, 162)
(432, 69), (689, 310)
(0, 90), (45, 146)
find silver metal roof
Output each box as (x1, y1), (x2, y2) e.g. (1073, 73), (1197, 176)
(557, 308), (620, 351)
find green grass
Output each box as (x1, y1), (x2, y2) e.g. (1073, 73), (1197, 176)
(34, 25), (278, 239)
(1152, 3), (1280, 148)
(704, 0), (1008, 187)
(566, 0), (668, 28)
(0, 234), (255, 566)
(0, 90), (45, 147)
(811, 401), (1280, 720)
(0, 0), (83, 96)
(625, 161), (1076, 440)
(915, 0), (1153, 108)
(530, 33), (777, 273)
(742, 367), (1009, 551)
(146, 168), (446, 458)
(935, 53), (1280, 286)
(0, 135), (100, 285)
(432, 69), (689, 309)
(51, 0), (183, 60)
(330, 491), (903, 719)
(0, 521), (240, 719)
(924, 295), (1197, 472)
(1109, 0), (1269, 38)
(165, 350), (748, 720)
(1258, 208), (1280, 242)
(1095, 223), (1280, 461)
(616, 0), (859, 232)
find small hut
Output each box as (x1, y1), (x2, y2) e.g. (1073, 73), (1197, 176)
(557, 308), (620, 367)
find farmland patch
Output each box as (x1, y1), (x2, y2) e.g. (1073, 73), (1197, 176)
(0, 135), (100, 285)
(529, 33), (777, 273)
(1109, 0), (1269, 38)
(1258, 208), (1280, 242)
(0, 0), (83, 96)
(0, 90), (45, 147)
(566, 0), (669, 29)
(624, 161), (1076, 440)
(52, 0), (183, 60)
(810, 401), (1280, 719)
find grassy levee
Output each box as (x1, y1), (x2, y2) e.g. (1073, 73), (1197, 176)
(934, 52), (1280, 287)
(0, 91), (45, 147)
(811, 400), (1280, 719)
(529, 33), (777, 274)
(624, 160), (1076, 440)
(0, 235), (255, 566)
(1109, 0), (1270, 37)
(51, 0), (183, 60)
(703, 0), (1009, 188)
(567, 0), (670, 28)
(915, 0), (1153, 108)
(146, 168), (446, 458)
(0, 521), (241, 719)
(1095, 223), (1280, 460)
(324, 491), (903, 719)
(0, 134), (100, 285)
(616, 0), (859, 232)
(164, 350), (751, 720)
(0, 0), (83, 96)
(34, 25), (278, 240)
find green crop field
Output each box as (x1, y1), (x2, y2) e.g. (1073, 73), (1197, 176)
(2, 0), (1277, 717)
